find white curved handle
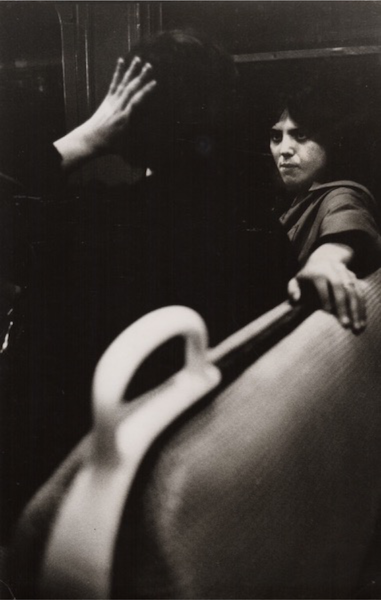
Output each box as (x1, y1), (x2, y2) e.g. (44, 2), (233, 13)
(92, 305), (214, 462)
(42, 307), (220, 599)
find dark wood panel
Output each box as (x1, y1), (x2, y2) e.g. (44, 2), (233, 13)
(160, 1), (381, 55)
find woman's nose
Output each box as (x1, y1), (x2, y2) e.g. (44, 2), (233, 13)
(280, 136), (295, 156)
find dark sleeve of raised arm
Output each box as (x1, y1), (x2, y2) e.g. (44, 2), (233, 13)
(22, 143), (66, 199)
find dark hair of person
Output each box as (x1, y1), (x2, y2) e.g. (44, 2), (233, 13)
(124, 29), (237, 165)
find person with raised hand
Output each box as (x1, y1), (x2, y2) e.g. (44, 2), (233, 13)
(3, 30), (298, 542)
(50, 29), (296, 352)
(21, 29), (297, 490)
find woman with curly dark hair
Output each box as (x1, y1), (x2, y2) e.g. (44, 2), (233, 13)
(269, 78), (381, 332)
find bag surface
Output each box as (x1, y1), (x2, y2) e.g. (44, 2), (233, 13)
(9, 269), (381, 599)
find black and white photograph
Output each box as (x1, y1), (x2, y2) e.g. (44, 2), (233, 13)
(1, 1), (381, 598)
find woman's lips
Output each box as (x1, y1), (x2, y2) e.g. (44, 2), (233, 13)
(279, 163), (298, 169)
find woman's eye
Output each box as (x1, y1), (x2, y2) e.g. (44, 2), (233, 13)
(270, 131), (282, 143)
(295, 131), (308, 142)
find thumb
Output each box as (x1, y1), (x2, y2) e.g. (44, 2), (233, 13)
(288, 277), (301, 303)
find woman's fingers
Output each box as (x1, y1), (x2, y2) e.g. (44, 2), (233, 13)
(127, 79), (157, 111)
(287, 277), (301, 303)
(326, 271), (366, 332)
(311, 276), (332, 313)
(290, 245), (367, 333)
(121, 56), (143, 89)
(330, 279), (349, 327)
(358, 280), (367, 325)
(120, 62), (154, 109)
(292, 260), (367, 332)
(343, 278), (366, 332)
(108, 57), (125, 94)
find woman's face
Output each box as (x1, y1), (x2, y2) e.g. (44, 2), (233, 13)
(270, 109), (328, 192)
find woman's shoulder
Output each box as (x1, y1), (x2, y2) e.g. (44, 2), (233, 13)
(311, 180), (375, 202)
(310, 180), (377, 215)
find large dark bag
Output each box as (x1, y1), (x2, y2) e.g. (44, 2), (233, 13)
(9, 269), (381, 599)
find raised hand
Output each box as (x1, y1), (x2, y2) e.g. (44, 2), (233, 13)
(84, 57), (157, 155)
(53, 57), (156, 171)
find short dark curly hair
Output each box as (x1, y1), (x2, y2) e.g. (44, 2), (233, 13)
(125, 29), (237, 156)
(269, 71), (372, 183)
